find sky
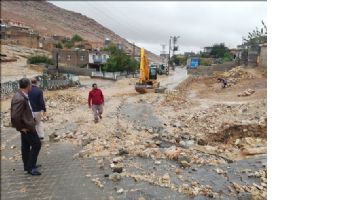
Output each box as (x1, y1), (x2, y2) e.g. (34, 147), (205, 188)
(51, 1), (267, 55)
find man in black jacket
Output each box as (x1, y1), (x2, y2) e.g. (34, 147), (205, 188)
(11, 78), (42, 175)
(29, 78), (46, 140)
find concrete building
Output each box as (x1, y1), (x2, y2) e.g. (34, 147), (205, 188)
(88, 50), (110, 64)
(88, 50), (110, 70)
(203, 47), (213, 54)
(52, 49), (89, 67)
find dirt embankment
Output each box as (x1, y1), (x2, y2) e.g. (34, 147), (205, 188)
(1, 45), (51, 82)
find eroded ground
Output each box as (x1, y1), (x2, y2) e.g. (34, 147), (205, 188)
(1, 65), (267, 200)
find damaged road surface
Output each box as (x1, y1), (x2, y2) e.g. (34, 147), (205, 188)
(1, 66), (267, 200)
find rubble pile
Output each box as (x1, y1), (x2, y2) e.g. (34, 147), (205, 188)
(170, 104), (266, 143)
(161, 90), (191, 108)
(175, 76), (200, 91)
(221, 67), (255, 86)
(233, 168), (267, 199)
(45, 93), (86, 112)
(222, 67), (255, 79)
(238, 88), (255, 97)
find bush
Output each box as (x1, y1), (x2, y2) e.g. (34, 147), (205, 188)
(28, 55), (53, 65)
(71, 34), (83, 42)
(55, 42), (63, 49)
(64, 41), (74, 49)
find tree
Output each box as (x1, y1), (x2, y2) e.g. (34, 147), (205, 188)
(64, 41), (74, 49)
(243, 20), (267, 46)
(71, 34), (83, 42)
(55, 42), (63, 49)
(210, 43), (231, 59)
(103, 44), (139, 72)
(172, 55), (187, 66)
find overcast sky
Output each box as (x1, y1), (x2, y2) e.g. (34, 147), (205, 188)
(51, 1), (267, 55)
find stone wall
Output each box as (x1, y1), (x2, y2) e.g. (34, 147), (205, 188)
(57, 66), (95, 76)
(259, 46), (267, 68)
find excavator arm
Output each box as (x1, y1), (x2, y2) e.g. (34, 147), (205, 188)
(139, 48), (149, 83)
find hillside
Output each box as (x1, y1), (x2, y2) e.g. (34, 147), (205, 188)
(0, 0), (160, 61)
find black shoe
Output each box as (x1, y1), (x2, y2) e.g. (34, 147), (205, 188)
(39, 137), (44, 140)
(99, 115), (102, 119)
(24, 164), (42, 171)
(28, 168), (41, 176)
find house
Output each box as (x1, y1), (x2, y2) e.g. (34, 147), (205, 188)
(74, 40), (93, 50)
(39, 37), (56, 52)
(89, 41), (104, 50)
(52, 49), (89, 67)
(104, 38), (111, 48)
(203, 47), (213, 54)
(88, 50), (110, 70)
(52, 35), (70, 42)
(0, 23), (40, 48)
(0, 19), (40, 48)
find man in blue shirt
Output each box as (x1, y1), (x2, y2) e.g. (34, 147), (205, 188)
(28, 78), (46, 140)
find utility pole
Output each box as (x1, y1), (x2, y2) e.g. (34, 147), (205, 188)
(170, 36), (179, 71)
(161, 44), (166, 63)
(168, 37), (171, 74)
(56, 52), (59, 70)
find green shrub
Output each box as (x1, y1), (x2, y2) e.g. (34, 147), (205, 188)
(28, 55), (53, 65)
(64, 41), (74, 49)
(55, 42), (63, 49)
(200, 58), (213, 66)
(71, 34), (83, 42)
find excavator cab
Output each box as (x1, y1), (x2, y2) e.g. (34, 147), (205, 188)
(149, 66), (158, 80)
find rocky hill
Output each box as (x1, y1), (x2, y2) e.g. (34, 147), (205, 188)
(1, 0), (160, 61)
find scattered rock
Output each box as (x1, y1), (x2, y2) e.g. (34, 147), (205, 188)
(179, 160), (191, 168)
(110, 163), (123, 173)
(118, 148), (129, 155)
(215, 168), (227, 175)
(112, 157), (123, 164)
(49, 133), (59, 142)
(197, 138), (208, 145)
(109, 173), (122, 182)
(117, 188), (124, 194)
(238, 89), (255, 97)
(78, 149), (90, 158)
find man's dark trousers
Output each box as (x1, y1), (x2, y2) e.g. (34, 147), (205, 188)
(20, 130), (41, 171)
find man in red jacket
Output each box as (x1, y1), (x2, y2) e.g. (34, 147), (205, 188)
(88, 83), (104, 123)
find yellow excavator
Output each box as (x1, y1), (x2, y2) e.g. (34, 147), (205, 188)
(135, 48), (162, 93)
